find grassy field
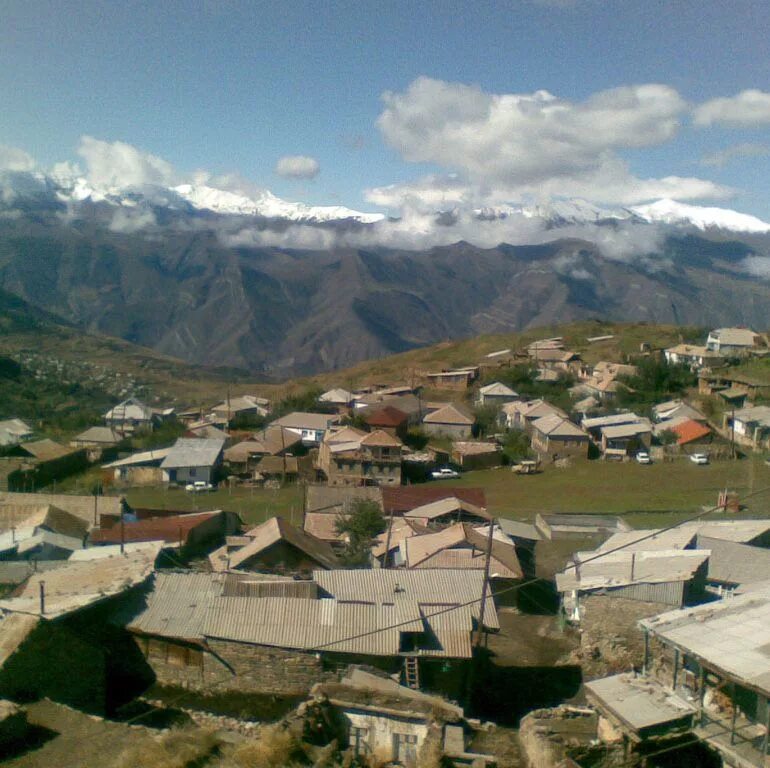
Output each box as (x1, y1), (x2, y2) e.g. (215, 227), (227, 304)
(450, 455), (770, 525)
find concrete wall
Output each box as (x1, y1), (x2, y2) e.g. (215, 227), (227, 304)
(344, 708), (429, 766)
(422, 423), (473, 440)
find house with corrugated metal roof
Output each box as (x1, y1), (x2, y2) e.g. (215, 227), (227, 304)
(0, 542), (162, 714)
(402, 496), (492, 529)
(127, 568), (499, 699)
(208, 516), (339, 574)
(422, 404), (475, 440)
(160, 437), (225, 486)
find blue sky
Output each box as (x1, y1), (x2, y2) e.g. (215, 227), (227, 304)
(2, 0), (770, 217)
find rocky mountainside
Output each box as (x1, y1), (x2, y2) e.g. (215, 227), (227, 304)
(1, 171), (769, 377)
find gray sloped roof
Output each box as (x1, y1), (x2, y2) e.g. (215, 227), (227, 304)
(697, 535), (770, 586)
(128, 571), (223, 642)
(160, 438), (224, 469)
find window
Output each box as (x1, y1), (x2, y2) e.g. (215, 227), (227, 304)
(351, 726), (369, 755)
(189, 467), (197, 477)
(393, 733), (418, 766)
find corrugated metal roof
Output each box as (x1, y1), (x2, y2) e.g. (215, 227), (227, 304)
(698, 536), (770, 586)
(303, 511), (348, 543)
(306, 485), (383, 513)
(90, 511), (222, 545)
(128, 571), (223, 641)
(229, 517), (339, 571)
(160, 438), (224, 469)
(103, 447), (172, 468)
(403, 497), (490, 521)
(272, 412), (340, 431)
(314, 568), (499, 630)
(479, 382), (518, 397)
(422, 404), (474, 425)
(640, 583), (770, 695)
(556, 549), (709, 593)
(382, 486), (486, 514)
(204, 596), (402, 656)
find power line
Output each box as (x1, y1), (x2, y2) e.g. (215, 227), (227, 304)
(308, 481), (770, 652)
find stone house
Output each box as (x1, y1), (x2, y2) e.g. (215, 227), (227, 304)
(207, 516), (338, 574)
(705, 326), (759, 355)
(423, 368), (479, 391)
(363, 405), (409, 440)
(450, 441), (501, 470)
(422, 404), (474, 440)
(271, 412), (342, 446)
(529, 415), (589, 462)
(317, 427), (403, 487)
(128, 569), (499, 699)
(475, 382), (519, 407)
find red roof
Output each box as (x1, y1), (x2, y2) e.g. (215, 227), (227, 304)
(364, 405), (409, 428)
(381, 486), (487, 514)
(671, 419), (711, 446)
(90, 511), (222, 545)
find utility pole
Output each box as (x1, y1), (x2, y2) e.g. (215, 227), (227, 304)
(383, 507), (396, 568)
(730, 405), (736, 460)
(475, 518), (496, 648)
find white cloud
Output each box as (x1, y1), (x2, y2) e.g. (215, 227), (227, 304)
(0, 144), (36, 172)
(275, 155), (320, 180)
(77, 136), (177, 188)
(694, 90), (770, 127)
(374, 77), (728, 207)
(108, 207), (157, 233)
(701, 142), (770, 168)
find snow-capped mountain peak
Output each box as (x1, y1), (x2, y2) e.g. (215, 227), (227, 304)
(631, 198), (770, 234)
(172, 183), (384, 223)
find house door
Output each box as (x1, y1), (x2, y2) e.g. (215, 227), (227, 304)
(392, 733), (418, 766)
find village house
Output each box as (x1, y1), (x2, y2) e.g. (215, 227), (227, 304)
(422, 368), (479, 391)
(534, 513), (631, 541)
(317, 427), (403, 487)
(0, 503), (89, 561)
(208, 516), (338, 574)
(528, 347), (581, 374)
(529, 415), (590, 462)
(308, 667), (470, 768)
(450, 441), (501, 470)
(598, 421), (652, 458)
(580, 361), (638, 402)
(271, 411), (342, 445)
(160, 437), (225, 486)
(103, 446), (172, 486)
(699, 368), (770, 405)
(695, 535), (770, 591)
(500, 399), (566, 432)
(667, 419), (713, 450)
(89, 510), (240, 558)
(0, 491), (127, 531)
(0, 419), (33, 448)
(705, 326), (760, 355)
(69, 426), (123, 461)
(382, 486), (486, 517)
(104, 397), (174, 435)
(402, 496), (492, 529)
(210, 395), (269, 425)
(223, 426), (303, 475)
(587, 584), (770, 768)
(663, 343), (723, 370)
(475, 382), (520, 407)
(0, 542), (161, 714)
(318, 388), (354, 410)
(372, 517), (430, 567)
(128, 568), (499, 699)
(363, 405), (409, 439)
(398, 522), (522, 580)
(724, 404), (770, 450)
(422, 404), (474, 440)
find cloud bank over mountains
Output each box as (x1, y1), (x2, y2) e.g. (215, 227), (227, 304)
(2, 81), (770, 255)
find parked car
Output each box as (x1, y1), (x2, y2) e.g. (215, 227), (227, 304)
(185, 480), (214, 492)
(690, 453), (709, 465)
(431, 467), (460, 480)
(635, 451), (652, 464)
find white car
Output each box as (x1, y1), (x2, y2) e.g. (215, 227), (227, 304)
(689, 453), (709, 465)
(635, 452), (652, 464)
(185, 480), (214, 492)
(431, 467), (461, 480)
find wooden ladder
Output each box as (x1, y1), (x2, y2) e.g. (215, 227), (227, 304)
(403, 656), (420, 690)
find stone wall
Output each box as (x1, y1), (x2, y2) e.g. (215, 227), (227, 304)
(568, 595), (670, 680)
(137, 635), (334, 696)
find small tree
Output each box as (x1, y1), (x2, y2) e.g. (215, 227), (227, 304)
(334, 499), (386, 567)
(658, 429), (679, 446)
